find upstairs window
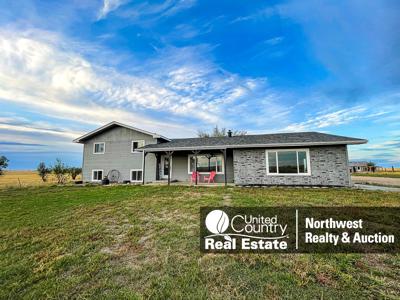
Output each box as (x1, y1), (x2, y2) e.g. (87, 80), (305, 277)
(266, 149), (310, 175)
(93, 142), (105, 154)
(132, 140), (145, 152)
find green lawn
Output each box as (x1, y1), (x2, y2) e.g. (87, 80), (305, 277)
(1, 185), (399, 299)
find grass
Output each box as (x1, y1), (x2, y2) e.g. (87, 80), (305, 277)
(352, 172), (400, 179)
(0, 171), (81, 189)
(0, 185), (399, 299)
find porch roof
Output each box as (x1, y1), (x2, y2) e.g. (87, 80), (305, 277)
(141, 131), (367, 152)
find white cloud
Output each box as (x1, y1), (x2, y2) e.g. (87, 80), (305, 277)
(97, 0), (125, 20)
(0, 116), (84, 152)
(283, 106), (372, 132)
(349, 141), (400, 164)
(0, 119), (81, 140)
(117, 0), (197, 24)
(0, 28), (278, 132)
(264, 37), (284, 45)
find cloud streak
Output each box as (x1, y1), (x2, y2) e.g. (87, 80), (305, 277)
(0, 28), (284, 133)
(283, 106), (368, 132)
(97, 0), (126, 20)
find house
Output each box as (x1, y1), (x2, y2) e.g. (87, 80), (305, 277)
(349, 161), (375, 173)
(73, 121), (367, 187)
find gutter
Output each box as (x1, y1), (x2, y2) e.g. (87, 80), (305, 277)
(141, 139), (368, 152)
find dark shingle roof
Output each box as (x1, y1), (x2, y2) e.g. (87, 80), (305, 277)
(141, 132), (367, 151)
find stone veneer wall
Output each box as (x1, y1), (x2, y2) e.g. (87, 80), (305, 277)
(233, 145), (351, 186)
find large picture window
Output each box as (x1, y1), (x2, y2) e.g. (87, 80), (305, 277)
(266, 149), (310, 175)
(188, 155), (224, 174)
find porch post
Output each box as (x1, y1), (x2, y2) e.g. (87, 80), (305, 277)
(142, 151), (148, 185)
(165, 151), (174, 186)
(168, 155), (170, 186)
(221, 149), (227, 187)
(205, 154), (213, 172)
(192, 150), (201, 185)
(155, 153), (160, 181)
(195, 154), (198, 185)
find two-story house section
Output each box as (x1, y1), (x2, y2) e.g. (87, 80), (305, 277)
(73, 121), (170, 183)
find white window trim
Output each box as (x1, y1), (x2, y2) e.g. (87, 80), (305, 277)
(187, 154), (224, 174)
(131, 140), (145, 153)
(130, 169), (143, 182)
(266, 148), (311, 176)
(93, 142), (105, 154)
(92, 169), (104, 181)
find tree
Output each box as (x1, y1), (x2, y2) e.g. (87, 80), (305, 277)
(197, 125), (247, 138)
(37, 162), (51, 182)
(52, 159), (68, 184)
(68, 167), (82, 180)
(367, 161), (376, 173)
(0, 156), (9, 175)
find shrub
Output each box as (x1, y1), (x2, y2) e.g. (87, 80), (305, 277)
(0, 156), (9, 175)
(68, 167), (82, 180)
(37, 162), (51, 182)
(52, 159), (68, 184)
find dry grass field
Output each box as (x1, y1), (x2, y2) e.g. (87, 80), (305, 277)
(0, 171), (81, 188)
(352, 171), (400, 179)
(1, 185), (399, 299)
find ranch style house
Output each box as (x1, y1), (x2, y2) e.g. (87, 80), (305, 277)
(73, 121), (367, 186)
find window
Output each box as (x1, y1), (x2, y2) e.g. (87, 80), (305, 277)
(93, 142), (105, 154)
(131, 169), (143, 182)
(92, 169), (103, 181)
(188, 155), (224, 174)
(266, 149), (310, 175)
(132, 140), (145, 152)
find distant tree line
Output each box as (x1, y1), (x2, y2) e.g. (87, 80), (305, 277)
(0, 156), (81, 183)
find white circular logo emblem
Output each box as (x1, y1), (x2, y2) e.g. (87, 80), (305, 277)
(205, 210), (229, 234)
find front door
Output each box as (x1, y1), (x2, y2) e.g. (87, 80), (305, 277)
(160, 155), (171, 179)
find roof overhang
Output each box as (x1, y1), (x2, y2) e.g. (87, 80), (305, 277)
(141, 139), (368, 152)
(73, 121), (170, 143)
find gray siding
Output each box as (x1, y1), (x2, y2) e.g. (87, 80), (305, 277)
(82, 126), (157, 183)
(233, 146), (350, 186)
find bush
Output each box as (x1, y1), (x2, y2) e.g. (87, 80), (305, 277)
(52, 159), (68, 184)
(0, 156), (9, 175)
(68, 167), (82, 180)
(37, 162), (51, 182)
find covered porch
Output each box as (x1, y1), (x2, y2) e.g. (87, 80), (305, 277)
(142, 148), (234, 186)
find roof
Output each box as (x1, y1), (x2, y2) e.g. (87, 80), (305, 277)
(73, 121), (170, 143)
(141, 132), (367, 152)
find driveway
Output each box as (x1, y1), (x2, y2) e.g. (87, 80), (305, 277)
(354, 184), (400, 192)
(351, 176), (400, 187)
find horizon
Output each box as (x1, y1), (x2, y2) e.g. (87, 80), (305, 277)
(0, 1), (399, 169)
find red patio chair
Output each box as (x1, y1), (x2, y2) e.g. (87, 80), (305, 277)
(203, 171), (216, 183)
(190, 171), (200, 183)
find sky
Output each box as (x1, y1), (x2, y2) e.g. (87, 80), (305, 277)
(0, 0), (399, 169)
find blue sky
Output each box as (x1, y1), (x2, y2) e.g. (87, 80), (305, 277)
(0, 0), (399, 169)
